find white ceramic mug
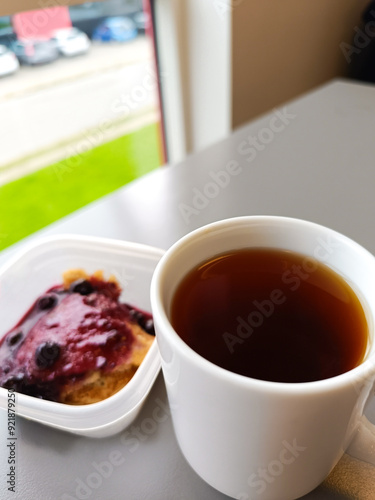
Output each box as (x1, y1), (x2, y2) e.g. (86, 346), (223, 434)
(150, 216), (375, 500)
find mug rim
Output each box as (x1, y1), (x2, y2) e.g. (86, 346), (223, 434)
(150, 215), (375, 395)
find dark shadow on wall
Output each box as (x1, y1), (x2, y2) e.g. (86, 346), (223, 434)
(348, 0), (375, 83)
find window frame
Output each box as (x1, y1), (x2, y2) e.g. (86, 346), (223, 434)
(152, 0), (232, 163)
(1, 0), (232, 164)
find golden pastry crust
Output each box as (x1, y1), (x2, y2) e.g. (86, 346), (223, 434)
(60, 323), (154, 405)
(62, 268), (118, 288)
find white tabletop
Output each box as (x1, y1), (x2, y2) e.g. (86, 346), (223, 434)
(1, 78), (375, 499)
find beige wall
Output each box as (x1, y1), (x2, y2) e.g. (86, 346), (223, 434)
(232, 0), (370, 128)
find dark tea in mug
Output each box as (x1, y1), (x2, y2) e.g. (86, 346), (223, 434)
(171, 248), (369, 383)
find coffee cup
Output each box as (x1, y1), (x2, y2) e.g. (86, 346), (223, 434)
(150, 216), (375, 500)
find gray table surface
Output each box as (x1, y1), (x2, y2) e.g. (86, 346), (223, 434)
(1, 78), (375, 499)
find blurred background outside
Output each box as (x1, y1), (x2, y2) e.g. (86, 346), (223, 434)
(0, 0), (164, 251)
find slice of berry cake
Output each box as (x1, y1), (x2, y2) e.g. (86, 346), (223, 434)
(0, 270), (155, 404)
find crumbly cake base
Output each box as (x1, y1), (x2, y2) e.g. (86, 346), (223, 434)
(59, 269), (154, 405)
(60, 323), (154, 405)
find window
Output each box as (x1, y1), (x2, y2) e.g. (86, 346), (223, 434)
(0, 0), (165, 251)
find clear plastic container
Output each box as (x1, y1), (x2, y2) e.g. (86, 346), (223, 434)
(0, 234), (164, 438)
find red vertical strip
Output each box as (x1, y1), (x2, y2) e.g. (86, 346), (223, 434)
(143, 0), (168, 165)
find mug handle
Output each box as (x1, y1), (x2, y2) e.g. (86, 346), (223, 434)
(346, 415), (375, 465)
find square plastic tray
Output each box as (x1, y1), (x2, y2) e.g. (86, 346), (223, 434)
(0, 234), (164, 437)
